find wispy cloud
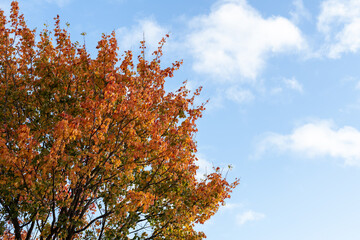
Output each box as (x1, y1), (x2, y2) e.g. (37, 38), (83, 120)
(226, 87), (254, 104)
(236, 210), (265, 225)
(317, 0), (360, 58)
(195, 155), (213, 181)
(221, 202), (243, 211)
(258, 120), (360, 166)
(43, 0), (71, 7)
(283, 77), (303, 93)
(187, 0), (305, 80)
(290, 0), (311, 24)
(117, 19), (168, 53)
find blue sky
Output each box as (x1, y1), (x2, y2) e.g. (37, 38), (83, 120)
(3, 0), (360, 239)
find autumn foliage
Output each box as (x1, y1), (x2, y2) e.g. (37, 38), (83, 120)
(0, 2), (238, 239)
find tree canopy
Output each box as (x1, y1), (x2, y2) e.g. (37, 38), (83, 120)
(0, 2), (238, 239)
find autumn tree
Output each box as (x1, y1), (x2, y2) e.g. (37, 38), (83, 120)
(0, 2), (238, 239)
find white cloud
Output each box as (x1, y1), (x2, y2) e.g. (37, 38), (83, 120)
(318, 0), (360, 58)
(290, 0), (311, 24)
(221, 202), (243, 211)
(187, 0), (305, 80)
(236, 210), (265, 225)
(44, 0), (71, 7)
(195, 155), (213, 181)
(270, 87), (283, 95)
(226, 87), (254, 104)
(260, 120), (360, 166)
(283, 77), (303, 93)
(217, 202), (243, 216)
(117, 19), (167, 53)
